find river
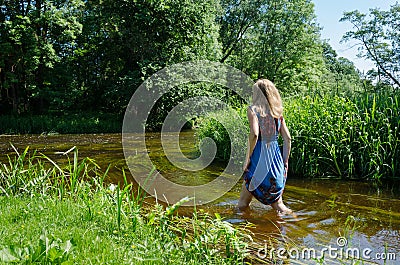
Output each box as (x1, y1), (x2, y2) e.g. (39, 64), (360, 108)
(1, 132), (399, 264)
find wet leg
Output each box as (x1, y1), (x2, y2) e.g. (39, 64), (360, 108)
(238, 181), (253, 210)
(271, 197), (292, 214)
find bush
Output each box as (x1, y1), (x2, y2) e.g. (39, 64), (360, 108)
(195, 108), (248, 166)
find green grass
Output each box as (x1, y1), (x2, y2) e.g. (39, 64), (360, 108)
(0, 146), (253, 264)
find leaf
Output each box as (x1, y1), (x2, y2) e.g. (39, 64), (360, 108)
(0, 247), (19, 262)
(60, 239), (74, 254)
(48, 247), (61, 262)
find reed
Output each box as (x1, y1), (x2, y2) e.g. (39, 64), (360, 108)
(284, 91), (400, 180)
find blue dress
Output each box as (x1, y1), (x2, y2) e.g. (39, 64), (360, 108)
(244, 106), (287, 205)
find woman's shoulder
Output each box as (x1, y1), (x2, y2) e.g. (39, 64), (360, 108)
(248, 105), (256, 113)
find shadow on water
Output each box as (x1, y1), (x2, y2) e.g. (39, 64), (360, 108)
(1, 131), (399, 264)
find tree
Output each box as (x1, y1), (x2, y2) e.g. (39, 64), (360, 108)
(340, 3), (400, 88)
(68, 0), (223, 124)
(0, 0), (84, 114)
(321, 41), (363, 95)
(218, 0), (263, 64)
(218, 0), (325, 94)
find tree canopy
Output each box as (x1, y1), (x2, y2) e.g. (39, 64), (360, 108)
(341, 3), (400, 88)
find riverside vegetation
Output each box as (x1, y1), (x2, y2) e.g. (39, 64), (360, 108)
(0, 146), (255, 264)
(1, 1), (400, 264)
(197, 91), (400, 181)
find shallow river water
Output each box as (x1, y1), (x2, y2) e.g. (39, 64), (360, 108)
(1, 132), (399, 264)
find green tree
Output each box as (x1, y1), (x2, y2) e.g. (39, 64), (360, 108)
(218, 0), (325, 94)
(321, 41), (363, 95)
(0, 0), (84, 114)
(218, 0), (263, 64)
(340, 3), (400, 88)
(69, 0), (222, 116)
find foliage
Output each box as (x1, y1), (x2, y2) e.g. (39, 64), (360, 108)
(320, 41), (364, 96)
(340, 3), (400, 88)
(0, 0), (223, 117)
(71, 0), (223, 115)
(196, 107), (248, 165)
(1, 0), (337, 131)
(0, 233), (74, 264)
(0, 146), (251, 264)
(218, 0), (264, 63)
(284, 92), (400, 180)
(0, 0), (85, 114)
(221, 0), (326, 94)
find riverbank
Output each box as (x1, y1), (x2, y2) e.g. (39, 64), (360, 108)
(0, 113), (121, 135)
(0, 147), (252, 264)
(1, 143), (399, 264)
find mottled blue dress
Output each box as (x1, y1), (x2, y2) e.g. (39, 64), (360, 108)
(244, 106), (287, 205)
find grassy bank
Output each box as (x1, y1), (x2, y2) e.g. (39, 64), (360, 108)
(197, 91), (400, 180)
(0, 146), (251, 264)
(0, 113), (121, 134)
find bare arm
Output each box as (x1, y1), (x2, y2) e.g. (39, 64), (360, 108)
(243, 107), (259, 171)
(279, 117), (291, 170)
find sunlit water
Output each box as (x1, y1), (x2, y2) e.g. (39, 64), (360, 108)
(1, 132), (399, 264)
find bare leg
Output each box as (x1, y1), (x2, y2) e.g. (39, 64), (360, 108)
(238, 181), (253, 210)
(271, 197), (292, 214)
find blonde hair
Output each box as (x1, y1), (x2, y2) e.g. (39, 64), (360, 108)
(252, 79), (283, 118)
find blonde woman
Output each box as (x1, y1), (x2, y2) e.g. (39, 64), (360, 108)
(238, 79), (292, 214)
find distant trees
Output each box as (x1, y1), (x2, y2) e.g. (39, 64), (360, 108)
(321, 41), (364, 95)
(341, 3), (400, 88)
(3, 0), (396, 120)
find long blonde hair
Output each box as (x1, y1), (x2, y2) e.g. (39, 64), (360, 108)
(252, 79), (283, 118)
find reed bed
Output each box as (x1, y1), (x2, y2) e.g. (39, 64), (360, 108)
(285, 92), (400, 180)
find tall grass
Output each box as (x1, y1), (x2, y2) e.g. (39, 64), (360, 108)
(196, 91), (400, 180)
(0, 146), (253, 264)
(285, 92), (400, 180)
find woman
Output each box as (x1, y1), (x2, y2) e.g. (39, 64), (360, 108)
(238, 79), (292, 214)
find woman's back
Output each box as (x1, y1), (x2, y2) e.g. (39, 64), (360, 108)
(250, 106), (280, 143)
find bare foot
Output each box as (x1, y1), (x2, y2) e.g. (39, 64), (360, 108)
(271, 197), (297, 218)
